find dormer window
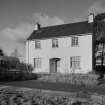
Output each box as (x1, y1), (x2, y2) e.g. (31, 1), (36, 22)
(52, 39), (58, 48)
(71, 36), (79, 47)
(35, 40), (41, 49)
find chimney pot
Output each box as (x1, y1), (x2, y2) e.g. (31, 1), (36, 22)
(35, 22), (41, 30)
(88, 13), (94, 23)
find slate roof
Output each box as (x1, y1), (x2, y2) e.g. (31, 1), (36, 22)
(27, 21), (93, 40)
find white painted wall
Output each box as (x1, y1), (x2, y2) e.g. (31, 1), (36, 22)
(26, 34), (92, 74)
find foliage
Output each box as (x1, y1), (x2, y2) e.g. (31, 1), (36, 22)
(0, 48), (4, 56)
(0, 88), (91, 105)
(0, 55), (39, 81)
(94, 12), (105, 74)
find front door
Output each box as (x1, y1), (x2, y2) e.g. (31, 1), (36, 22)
(50, 58), (60, 73)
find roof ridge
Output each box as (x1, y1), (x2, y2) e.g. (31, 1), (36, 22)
(27, 21), (92, 40)
(40, 21), (89, 29)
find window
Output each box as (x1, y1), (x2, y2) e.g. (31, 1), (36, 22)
(33, 58), (41, 68)
(70, 56), (80, 69)
(35, 40), (41, 49)
(52, 39), (58, 48)
(71, 36), (79, 47)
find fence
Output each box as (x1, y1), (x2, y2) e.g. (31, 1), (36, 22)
(39, 73), (99, 87)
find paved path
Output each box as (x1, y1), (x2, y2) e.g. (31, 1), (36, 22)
(0, 80), (105, 95)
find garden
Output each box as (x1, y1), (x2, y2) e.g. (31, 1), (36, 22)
(0, 85), (104, 105)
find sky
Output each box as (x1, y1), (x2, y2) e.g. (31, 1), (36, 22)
(0, 0), (105, 58)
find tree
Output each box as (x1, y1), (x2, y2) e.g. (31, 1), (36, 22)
(0, 48), (4, 56)
(10, 49), (21, 58)
(93, 12), (105, 79)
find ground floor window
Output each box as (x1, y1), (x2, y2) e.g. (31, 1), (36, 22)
(33, 58), (41, 68)
(70, 56), (80, 69)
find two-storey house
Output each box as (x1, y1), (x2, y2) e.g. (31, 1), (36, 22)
(26, 14), (95, 74)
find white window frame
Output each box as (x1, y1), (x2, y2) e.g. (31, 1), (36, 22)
(71, 36), (79, 47)
(33, 58), (41, 68)
(52, 39), (58, 48)
(35, 40), (41, 49)
(70, 56), (80, 69)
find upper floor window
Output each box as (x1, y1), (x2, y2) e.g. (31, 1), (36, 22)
(35, 40), (41, 49)
(71, 36), (79, 47)
(70, 56), (80, 69)
(33, 58), (41, 68)
(52, 39), (58, 48)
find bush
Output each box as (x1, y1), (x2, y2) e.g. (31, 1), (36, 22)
(31, 73), (39, 80)
(0, 62), (39, 81)
(96, 65), (105, 74)
(0, 55), (38, 81)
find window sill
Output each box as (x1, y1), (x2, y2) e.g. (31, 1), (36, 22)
(71, 45), (79, 47)
(70, 67), (81, 70)
(52, 47), (58, 48)
(35, 48), (41, 49)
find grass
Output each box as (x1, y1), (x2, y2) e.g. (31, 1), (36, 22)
(0, 80), (105, 95)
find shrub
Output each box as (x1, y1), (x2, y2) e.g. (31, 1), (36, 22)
(0, 55), (37, 81)
(0, 62), (39, 81)
(96, 65), (105, 74)
(31, 73), (39, 80)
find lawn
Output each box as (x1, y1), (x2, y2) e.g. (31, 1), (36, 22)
(0, 80), (105, 95)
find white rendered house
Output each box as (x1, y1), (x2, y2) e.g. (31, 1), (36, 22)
(26, 14), (95, 74)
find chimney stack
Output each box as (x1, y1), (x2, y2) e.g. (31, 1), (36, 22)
(34, 22), (41, 30)
(88, 13), (94, 23)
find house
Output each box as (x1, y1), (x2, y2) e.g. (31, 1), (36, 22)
(26, 14), (95, 74)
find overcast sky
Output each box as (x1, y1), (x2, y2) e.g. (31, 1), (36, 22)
(0, 0), (105, 58)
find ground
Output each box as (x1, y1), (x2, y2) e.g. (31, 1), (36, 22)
(0, 80), (105, 105)
(0, 80), (105, 95)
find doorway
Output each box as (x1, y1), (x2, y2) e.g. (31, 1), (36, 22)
(49, 58), (60, 73)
